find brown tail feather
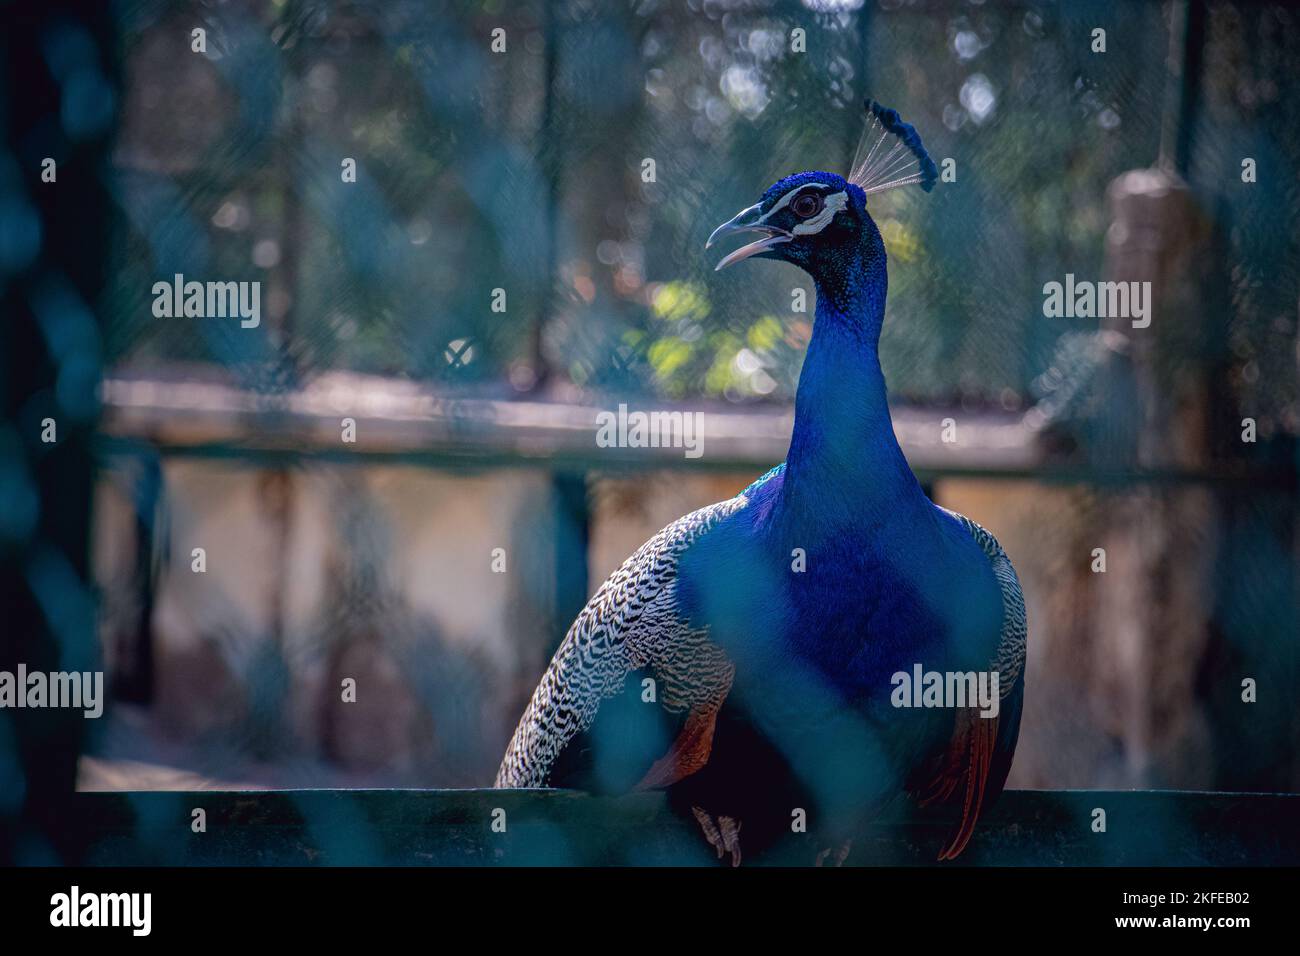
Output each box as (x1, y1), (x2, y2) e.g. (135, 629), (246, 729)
(919, 707), (1000, 861)
(634, 704), (722, 791)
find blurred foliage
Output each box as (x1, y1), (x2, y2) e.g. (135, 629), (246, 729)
(104, 0), (1297, 426)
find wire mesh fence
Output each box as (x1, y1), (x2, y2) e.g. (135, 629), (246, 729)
(3, 0), (1297, 820)
(104, 0), (1300, 407)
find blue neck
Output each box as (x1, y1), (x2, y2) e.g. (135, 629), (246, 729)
(781, 239), (925, 519)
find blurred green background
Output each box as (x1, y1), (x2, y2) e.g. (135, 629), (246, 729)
(106, 0), (1294, 416)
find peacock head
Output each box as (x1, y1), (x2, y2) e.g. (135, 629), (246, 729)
(707, 100), (937, 283)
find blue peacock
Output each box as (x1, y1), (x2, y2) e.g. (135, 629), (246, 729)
(496, 101), (1027, 865)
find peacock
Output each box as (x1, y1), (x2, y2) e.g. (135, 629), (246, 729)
(495, 101), (1027, 865)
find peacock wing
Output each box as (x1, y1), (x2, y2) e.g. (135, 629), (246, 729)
(494, 494), (750, 791)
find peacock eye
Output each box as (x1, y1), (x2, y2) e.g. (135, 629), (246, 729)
(791, 192), (823, 219)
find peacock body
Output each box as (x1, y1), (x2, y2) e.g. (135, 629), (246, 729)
(496, 102), (1027, 865)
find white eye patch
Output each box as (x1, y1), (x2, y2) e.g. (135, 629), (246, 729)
(756, 184), (848, 236)
(758, 183), (829, 222)
(792, 190), (848, 235)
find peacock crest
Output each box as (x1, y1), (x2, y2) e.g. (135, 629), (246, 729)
(849, 99), (939, 196)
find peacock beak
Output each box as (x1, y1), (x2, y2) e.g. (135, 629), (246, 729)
(707, 203), (792, 271)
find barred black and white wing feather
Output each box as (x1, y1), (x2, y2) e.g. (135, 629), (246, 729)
(947, 510), (1027, 696)
(495, 495), (749, 789)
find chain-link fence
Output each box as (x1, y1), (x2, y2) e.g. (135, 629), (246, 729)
(3, 2), (1297, 852)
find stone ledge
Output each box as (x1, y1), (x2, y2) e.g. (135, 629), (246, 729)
(43, 789), (1300, 867)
